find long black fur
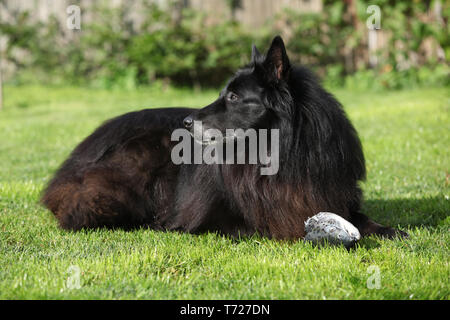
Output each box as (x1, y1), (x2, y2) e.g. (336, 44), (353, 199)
(41, 36), (406, 239)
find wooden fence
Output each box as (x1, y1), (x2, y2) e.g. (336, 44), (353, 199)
(0, 0), (322, 28)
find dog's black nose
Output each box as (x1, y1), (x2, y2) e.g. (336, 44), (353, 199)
(183, 116), (193, 129)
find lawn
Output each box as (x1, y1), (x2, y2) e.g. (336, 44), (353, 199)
(0, 84), (448, 299)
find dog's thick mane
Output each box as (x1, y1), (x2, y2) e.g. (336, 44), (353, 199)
(206, 62), (367, 239)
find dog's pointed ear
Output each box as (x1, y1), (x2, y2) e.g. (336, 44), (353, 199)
(251, 44), (261, 62)
(263, 36), (290, 81)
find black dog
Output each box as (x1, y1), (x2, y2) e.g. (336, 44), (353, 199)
(42, 36), (406, 239)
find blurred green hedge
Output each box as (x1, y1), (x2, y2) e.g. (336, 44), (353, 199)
(1, 1), (448, 89)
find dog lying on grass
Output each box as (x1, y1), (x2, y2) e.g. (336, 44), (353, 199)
(41, 36), (407, 240)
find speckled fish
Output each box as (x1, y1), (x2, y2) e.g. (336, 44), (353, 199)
(304, 212), (361, 247)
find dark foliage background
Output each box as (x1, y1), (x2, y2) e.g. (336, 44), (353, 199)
(1, 0), (448, 89)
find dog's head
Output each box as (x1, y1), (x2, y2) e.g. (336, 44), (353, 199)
(184, 36), (291, 144)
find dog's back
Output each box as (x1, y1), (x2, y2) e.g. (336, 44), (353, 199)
(41, 108), (191, 230)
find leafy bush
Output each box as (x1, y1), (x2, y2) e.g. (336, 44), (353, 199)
(273, 0), (449, 90)
(126, 8), (255, 87)
(0, 0), (448, 89)
(1, 3), (259, 88)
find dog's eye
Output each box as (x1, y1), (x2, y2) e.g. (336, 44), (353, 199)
(226, 92), (239, 102)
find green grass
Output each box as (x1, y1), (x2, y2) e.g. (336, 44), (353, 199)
(0, 84), (449, 299)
